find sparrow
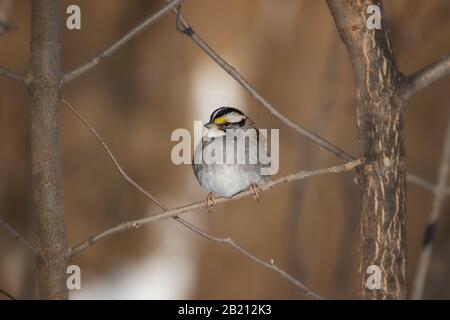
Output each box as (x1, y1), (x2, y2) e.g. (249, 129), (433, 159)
(193, 107), (267, 208)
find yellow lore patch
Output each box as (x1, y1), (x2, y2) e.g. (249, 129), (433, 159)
(213, 117), (226, 124)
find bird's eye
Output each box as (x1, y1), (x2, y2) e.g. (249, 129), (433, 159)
(224, 122), (231, 127)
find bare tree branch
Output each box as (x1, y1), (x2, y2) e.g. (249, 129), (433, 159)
(0, 288), (16, 300)
(0, 65), (27, 86)
(61, 99), (167, 212)
(64, 0), (183, 83)
(174, 217), (324, 300)
(412, 113), (450, 299)
(62, 99), (360, 299)
(171, 4), (354, 162)
(401, 54), (450, 100)
(30, 0), (68, 300)
(0, 217), (36, 255)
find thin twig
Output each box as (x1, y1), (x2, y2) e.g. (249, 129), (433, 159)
(174, 217), (324, 300)
(0, 66), (27, 86)
(0, 217), (36, 255)
(412, 113), (450, 299)
(61, 99), (167, 212)
(171, 4), (354, 162)
(407, 174), (450, 195)
(402, 54), (450, 100)
(62, 99), (359, 299)
(0, 288), (16, 300)
(63, 0), (183, 83)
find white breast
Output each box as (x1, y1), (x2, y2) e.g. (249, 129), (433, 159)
(194, 135), (265, 198)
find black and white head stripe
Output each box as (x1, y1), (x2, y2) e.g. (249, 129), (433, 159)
(209, 107), (244, 123)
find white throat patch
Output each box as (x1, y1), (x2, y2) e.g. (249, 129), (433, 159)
(204, 127), (225, 138)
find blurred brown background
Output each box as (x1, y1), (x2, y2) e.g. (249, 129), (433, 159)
(0, 0), (449, 299)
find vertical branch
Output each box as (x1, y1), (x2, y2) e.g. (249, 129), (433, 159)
(30, 0), (68, 299)
(412, 113), (450, 299)
(327, 0), (407, 299)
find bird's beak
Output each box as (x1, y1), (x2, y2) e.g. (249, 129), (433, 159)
(204, 122), (215, 129)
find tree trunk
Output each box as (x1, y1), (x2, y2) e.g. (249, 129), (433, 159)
(30, 0), (68, 300)
(327, 0), (407, 299)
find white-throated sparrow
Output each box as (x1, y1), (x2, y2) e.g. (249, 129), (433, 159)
(193, 107), (267, 208)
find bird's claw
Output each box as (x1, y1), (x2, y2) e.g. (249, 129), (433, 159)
(205, 192), (216, 211)
(249, 184), (262, 202)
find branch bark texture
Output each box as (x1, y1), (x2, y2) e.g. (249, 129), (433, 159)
(327, 0), (407, 299)
(30, 0), (68, 300)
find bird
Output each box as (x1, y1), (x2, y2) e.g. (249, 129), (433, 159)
(193, 107), (268, 209)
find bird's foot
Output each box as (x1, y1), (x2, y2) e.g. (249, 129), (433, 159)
(249, 184), (262, 202)
(204, 192), (216, 211)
